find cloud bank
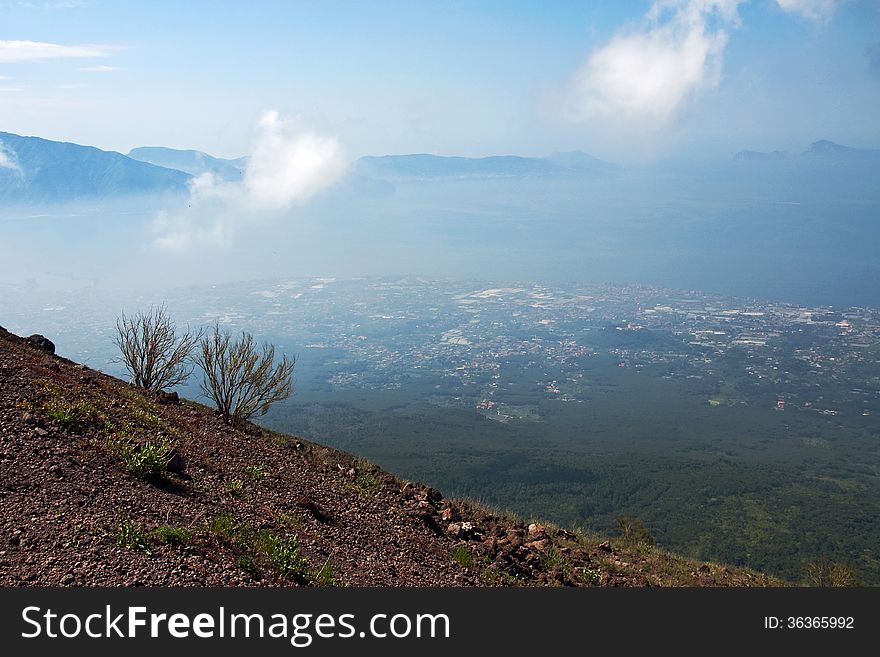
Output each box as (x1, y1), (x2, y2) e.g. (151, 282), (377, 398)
(0, 40), (116, 63)
(776, 0), (838, 22)
(563, 1), (744, 127)
(152, 111), (346, 251)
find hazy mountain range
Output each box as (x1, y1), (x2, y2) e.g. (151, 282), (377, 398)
(1, 129), (878, 204)
(354, 150), (616, 180)
(733, 139), (880, 164)
(127, 146), (247, 181)
(0, 132), (191, 203)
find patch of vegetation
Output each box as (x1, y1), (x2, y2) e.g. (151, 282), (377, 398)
(152, 525), (192, 548)
(106, 437), (171, 480)
(45, 399), (106, 433)
(578, 566), (601, 585)
(208, 511), (236, 541)
(259, 531), (308, 578)
(115, 515), (151, 554)
(234, 526), (309, 581)
(354, 473), (381, 494)
(210, 514), (310, 582)
(313, 558), (338, 587)
(616, 515), (655, 549)
(225, 479), (244, 496)
(118, 389), (187, 440)
(244, 464), (267, 480)
(540, 547), (572, 575)
(278, 511), (302, 529)
(130, 408), (165, 431)
(451, 545), (475, 570)
(236, 555), (261, 578)
(479, 565), (523, 586)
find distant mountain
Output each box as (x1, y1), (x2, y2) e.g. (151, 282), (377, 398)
(733, 149), (789, 162)
(802, 140), (880, 162)
(0, 132), (191, 203)
(355, 150), (616, 180)
(733, 140), (880, 165)
(128, 146), (246, 181)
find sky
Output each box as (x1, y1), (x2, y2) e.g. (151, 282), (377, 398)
(1, 0), (879, 162)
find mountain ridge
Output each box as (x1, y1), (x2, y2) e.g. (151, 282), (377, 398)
(733, 139), (880, 163)
(0, 131), (191, 203)
(128, 146), (246, 181)
(355, 150), (617, 180)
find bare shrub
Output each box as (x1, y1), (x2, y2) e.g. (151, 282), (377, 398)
(114, 305), (201, 391)
(196, 324), (295, 427)
(805, 557), (861, 587)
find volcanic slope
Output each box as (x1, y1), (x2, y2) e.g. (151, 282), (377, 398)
(0, 325), (781, 587)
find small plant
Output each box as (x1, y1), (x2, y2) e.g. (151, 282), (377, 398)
(355, 473), (381, 494)
(115, 515), (150, 553)
(208, 511), (236, 541)
(108, 437), (171, 480)
(244, 464), (267, 480)
(578, 567), (601, 585)
(258, 531), (309, 578)
(236, 555), (261, 578)
(152, 525), (192, 548)
(278, 511), (302, 529)
(225, 478), (244, 496)
(541, 547), (571, 574)
(616, 515), (655, 548)
(46, 400), (104, 433)
(451, 545), (475, 570)
(313, 558), (337, 586)
(480, 566), (522, 586)
(210, 514), (309, 581)
(64, 523), (85, 549)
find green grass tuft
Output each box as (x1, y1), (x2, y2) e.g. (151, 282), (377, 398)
(152, 525), (192, 548)
(244, 464), (267, 480)
(451, 545), (475, 569)
(107, 437), (171, 480)
(354, 473), (381, 494)
(115, 515), (150, 554)
(225, 479), (244, 496)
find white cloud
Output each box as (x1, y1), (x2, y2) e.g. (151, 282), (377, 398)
(79, 64), (122, 72)
(563, 0), (744, 126)
(245, 110), (346, 209)
(0, 40), (116, 63)
(152, 111), (347, 251)
(776, 0), (838, 22)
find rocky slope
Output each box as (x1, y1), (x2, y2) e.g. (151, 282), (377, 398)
(0, 325), (782, 587)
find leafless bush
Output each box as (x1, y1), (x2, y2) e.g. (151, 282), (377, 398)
(196, 324), (295, 427)
(114, 305), (201, 391)
(805, 557), (861, 587)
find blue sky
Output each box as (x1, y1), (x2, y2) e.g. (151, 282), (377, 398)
(0, 0), (878, 161)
